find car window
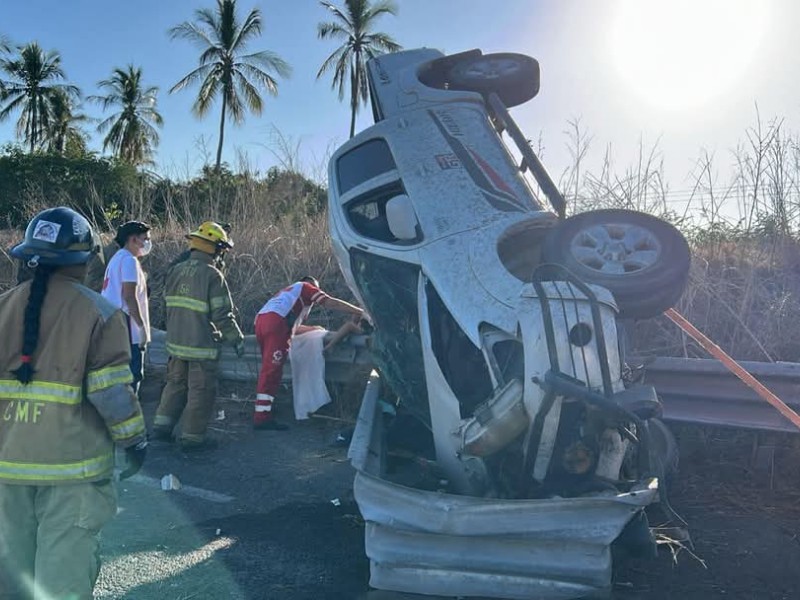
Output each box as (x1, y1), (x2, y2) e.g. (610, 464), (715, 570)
(346, 182), (421, 245)
(336, 139), (397, 194)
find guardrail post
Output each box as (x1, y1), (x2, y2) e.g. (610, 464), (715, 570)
(750, 433), (776, 488)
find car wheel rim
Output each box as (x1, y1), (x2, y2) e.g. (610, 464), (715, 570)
(461, 58), (521, 80)
(569, 223), (661, 275)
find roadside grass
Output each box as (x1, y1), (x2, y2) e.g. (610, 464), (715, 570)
(2, 115), (800, 361)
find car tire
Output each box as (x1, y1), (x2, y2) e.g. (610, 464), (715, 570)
(541, 209), (691, 319)
(442, 53), (540, 107)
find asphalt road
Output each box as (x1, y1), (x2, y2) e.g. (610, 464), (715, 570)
(95, 376), (370, 600)
(93, 376), (800, 600)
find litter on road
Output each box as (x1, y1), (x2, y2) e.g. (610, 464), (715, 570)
(161, 474), (182, 491)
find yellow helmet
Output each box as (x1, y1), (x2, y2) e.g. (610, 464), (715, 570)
(187, 221), (233, 254)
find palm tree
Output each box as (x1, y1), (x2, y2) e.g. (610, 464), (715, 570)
(0, 42), (79, 152)
(44, 89), (90, 155)
(90, 65), (163, 166)
(316, 0), (401, 138)
(169, 0), (292, 172)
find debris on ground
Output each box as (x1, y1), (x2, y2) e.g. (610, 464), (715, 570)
(161, 474), (182, 491)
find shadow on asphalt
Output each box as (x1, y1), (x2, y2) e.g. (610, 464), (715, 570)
(193, 501), (370, 599)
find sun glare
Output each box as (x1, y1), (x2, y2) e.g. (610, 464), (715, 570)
(610, 0), (769, 111)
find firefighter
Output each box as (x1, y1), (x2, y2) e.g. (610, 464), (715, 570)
(0, 207), (147, 600)
(168, 222), (233, 273)
(253, 277), (365, 430)
(152, 221), (244, 451)
(18, 229), (109, 289)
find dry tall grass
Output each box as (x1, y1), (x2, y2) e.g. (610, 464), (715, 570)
(2, 114), (800, 361)
(553, 114), (800, 362)
(0, 168), (353, 335)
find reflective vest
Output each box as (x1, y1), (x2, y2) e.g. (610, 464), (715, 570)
(164, 251), (243, 361)
(0, 270), (145, 485)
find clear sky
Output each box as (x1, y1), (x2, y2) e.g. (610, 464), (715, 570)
(1, 0), (797, 196)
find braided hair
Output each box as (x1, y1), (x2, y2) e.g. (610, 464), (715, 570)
(12, 265), (55, 384)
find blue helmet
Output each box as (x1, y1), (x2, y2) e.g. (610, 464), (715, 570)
(10, 207), (97, 266)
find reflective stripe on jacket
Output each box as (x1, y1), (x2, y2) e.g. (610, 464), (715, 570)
(0, 270), (145, 485)
(164, 251), (243, 361)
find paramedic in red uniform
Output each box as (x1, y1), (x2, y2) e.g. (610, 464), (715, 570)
(253, 277), (364, 430)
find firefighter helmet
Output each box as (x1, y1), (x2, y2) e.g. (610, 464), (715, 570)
(187, 221), (233, 253)
(10, 207), (97, 266)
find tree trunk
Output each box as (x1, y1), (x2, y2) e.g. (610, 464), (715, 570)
(30, 95), (37, 153)
(216, 94), (227, 172)
(349, 104), (356, 138)
(349, 52), (359, 139)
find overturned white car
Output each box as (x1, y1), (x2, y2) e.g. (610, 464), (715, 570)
(328, 48), (690, 599)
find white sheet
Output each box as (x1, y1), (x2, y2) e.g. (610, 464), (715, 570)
(289, 329), (332, 420)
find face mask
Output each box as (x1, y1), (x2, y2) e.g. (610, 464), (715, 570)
(139, 239), (152, 257)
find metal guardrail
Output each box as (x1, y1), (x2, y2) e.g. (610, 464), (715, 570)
(638, 356), (800, 433)
(145, 329), (373, 385)
(147, 330), (800, 432)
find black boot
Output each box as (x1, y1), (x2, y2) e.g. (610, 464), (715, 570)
(151, 426), (174, 442)
(253, 419), (289, 431)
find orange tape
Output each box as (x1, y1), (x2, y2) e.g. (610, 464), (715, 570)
(665, 307), (800, 432)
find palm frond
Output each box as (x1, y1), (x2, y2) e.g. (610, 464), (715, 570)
(239, 50), (292, 79)
(191, 69), (221, 116)
(233, 70), (263, 114)
(223, 79), (245, 123)
(0, 92), (25, 120)
(236, 63), (280, 96)
(230, 7), (262, 52)
(169, 63), (216, 94)
(364, 32), (401, 53)
(96, 113), (121, 134)
(331, 45), (351, 100)
(319, 1), (353, 29)
(316, 45), (349, 80)
(168, 21), (217, 51)
(198, 45), (223, 66)
(317, 21), (350, 41)
(194, 6), (220, 38)
(364, 0), (398, 19)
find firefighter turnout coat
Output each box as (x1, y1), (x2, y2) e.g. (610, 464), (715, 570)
(164, 250), (243, 360)
(0, 271), (146, 484)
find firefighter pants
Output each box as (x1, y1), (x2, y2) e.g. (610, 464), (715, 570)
(0, 480), (117, 600)
(254, 312), (290, 424)
(154, 357), (218, 443)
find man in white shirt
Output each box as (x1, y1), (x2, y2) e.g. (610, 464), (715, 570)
(102, 221), (152, 395)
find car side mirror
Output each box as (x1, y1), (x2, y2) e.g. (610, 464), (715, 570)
(386, 194), (420, 241)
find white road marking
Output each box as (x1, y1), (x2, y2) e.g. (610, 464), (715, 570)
(127, 474), (235, 503)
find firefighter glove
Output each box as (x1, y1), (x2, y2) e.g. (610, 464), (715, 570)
(234, 340), (246, 358)
(120, 439), (148, 480)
